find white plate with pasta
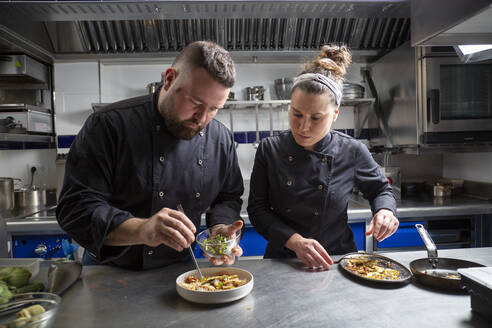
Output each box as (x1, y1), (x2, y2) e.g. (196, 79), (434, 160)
(176, 267), (254, 304)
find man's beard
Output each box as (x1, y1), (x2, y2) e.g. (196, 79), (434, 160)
(160, 97), (204, 140)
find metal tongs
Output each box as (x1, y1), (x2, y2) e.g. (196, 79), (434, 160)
(177, 204), (203, 280)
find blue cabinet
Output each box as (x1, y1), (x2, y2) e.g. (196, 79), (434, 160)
(194, 225), (267, 258)
(350, 222), (366, 251)
(12, 234), (72, 258)
(195, 223), (366, 258)
(376, 221), (425, 248)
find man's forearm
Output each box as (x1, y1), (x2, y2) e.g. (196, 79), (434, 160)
(104, 218), (146, 246)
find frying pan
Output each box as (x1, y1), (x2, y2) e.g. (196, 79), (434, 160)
(409, 224), (484, 291)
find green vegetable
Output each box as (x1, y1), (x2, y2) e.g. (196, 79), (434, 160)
(0, 267), (15, 280)
(200, 234), (234, 256)
(16, 282), (45, 294)
(1, 268), (31, 288)
(0, 281), (12, 304)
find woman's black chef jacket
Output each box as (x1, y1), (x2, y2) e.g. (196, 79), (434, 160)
(247, 130), (396, 258)
(56, 92), (243, 270)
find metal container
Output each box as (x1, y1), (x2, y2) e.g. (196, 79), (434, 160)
(433, 183), (452, 198)
(146, 82), (161, 95)
(14, 187), (46, 208)
(0, 177), (15, 211)
(246, 86), (265, 101)
(274, 78), (293, 100)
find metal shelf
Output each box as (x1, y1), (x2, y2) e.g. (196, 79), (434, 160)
(0, 133), (54, 143)
(224, 98), (375, 108)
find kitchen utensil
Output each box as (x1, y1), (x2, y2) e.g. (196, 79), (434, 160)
(14, 188), (46, 209)
(437, 178), (464, 196)
(0, 177), (19, 212)
(246, 86), (265, 101)
(176, 267), (254, 304)
(274, 78), (293, 100)
(176, 204), (203, 280)
(0, 292), (61, 328)
(337, 252), (412, 284)
(433, 182), (452, 198)
(409, 224), (484, 291)
(146, 82), (160, 95)
(47, 259), (82, 295)
(343, 82), (365, 99)
(227, 91), (236, 101)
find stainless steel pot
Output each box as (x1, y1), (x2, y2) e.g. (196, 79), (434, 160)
(0, 177), (18, 212)
(433, 183), (452, 198)
(14, 187), (46, 208)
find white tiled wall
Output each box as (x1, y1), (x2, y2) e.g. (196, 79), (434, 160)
(50, 61), (366, 180)
(0, 149), (57, 189)
(54, 62), (99, 135)
(443, 152), (492, 183)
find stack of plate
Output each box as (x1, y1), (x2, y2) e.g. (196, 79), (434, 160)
(343, 82), (365, 99)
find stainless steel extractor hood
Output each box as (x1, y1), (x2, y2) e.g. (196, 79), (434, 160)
(0, 54), (49, 84)
(411, 0), (492, 46)
(0, 1), (411, 63)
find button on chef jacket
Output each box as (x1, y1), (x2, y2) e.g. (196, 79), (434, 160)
(247, 130), (396, 258)
(57, 91), (243, 270)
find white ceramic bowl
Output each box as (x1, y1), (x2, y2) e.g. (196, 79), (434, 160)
(176, 267), (254, 304)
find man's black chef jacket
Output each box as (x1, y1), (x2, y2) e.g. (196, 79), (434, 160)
(247, 130), (396, 258)
(57, 92), (244, 270)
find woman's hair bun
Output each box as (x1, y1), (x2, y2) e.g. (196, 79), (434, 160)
(304, 43), (352, 80)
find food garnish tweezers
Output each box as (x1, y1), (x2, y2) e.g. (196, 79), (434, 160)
(177, 204), (203, 280)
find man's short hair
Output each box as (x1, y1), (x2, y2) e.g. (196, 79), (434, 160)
(172, 41), (235, 88)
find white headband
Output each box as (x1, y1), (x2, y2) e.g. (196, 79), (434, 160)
(293, 73), (342, 106)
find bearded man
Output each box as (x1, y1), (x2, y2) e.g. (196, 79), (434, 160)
(57, 41), (244, 270)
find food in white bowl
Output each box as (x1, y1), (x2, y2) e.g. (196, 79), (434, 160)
(176, 267), (253, 304)
(196, 228), (241, 258)
(179, 272), (247, 291)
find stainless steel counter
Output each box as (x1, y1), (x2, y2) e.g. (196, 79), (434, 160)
(4, 195), (492, 235)
(52, 247), (492, 328)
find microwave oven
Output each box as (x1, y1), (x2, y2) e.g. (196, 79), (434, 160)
(418, 47), (492, 145)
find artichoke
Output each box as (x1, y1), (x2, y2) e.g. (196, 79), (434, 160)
(0, 281), (12, 304)
(0, 268), (31, 289)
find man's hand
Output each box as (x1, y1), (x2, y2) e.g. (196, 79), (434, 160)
(285, 233), (334, 270)
(365, 209), (399, 242)
(105, 207), (196, 252)
(139, 208), (196, 251)
(205, 220), (244, 266)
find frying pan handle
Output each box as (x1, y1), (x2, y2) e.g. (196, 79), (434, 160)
(415, 224), (438, 258)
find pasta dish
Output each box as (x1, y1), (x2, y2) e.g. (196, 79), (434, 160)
(179, 273), (247, 291)
(345, 257), (401, 281)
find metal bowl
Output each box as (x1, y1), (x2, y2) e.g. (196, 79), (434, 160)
(0, 292), (61, 328)
(274, 78), (294, 100)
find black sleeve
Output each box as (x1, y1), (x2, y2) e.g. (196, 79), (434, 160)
(205, 131), (244, 227)
(354, 142), (397, 216)
(56, 113), (133, 262)
(247, 141), (297, 249)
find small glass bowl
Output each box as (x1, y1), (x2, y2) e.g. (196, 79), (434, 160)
(196, 228), (241, 258)
(0, 292), (61, 328)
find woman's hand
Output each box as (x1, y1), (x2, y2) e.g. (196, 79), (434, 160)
(206, 220), (244, 266)
(285, 233), (333, 270)
(365, 209), (399, 241)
